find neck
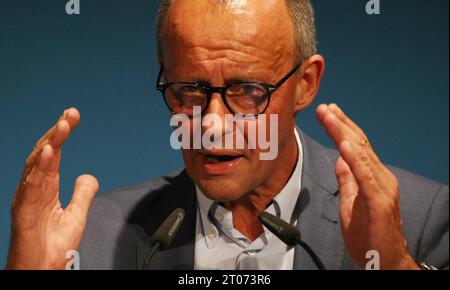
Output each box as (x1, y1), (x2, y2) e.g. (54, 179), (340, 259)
(224, 130), (299, 240)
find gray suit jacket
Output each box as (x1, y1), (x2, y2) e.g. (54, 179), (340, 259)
(79, 130), (449, 270)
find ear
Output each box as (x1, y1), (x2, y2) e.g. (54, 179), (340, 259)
(294, 55), (325, 112)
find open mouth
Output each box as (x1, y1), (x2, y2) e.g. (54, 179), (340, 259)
(205, 154), (241, 163)
(200, 151), (244, 174)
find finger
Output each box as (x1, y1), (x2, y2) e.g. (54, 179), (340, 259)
(21, 120), (68, 182)
(328, 104), (383, 164)
(339, 140), (379, 200)
(320, 107), (360, 149)
(328, 104), (366, 138)
(317, 104), (368, 146)
(318, 104), (381, 167)
(48, 119), (71, 149)
(44, 122), (69, 176)
(24, 144), (54, 189)
(34, 108), (79, 150)
(336, 156), (359, 197)
(316, 103), (329, 124)
(336, 156), (359, 226)
(66, 175), (99, 225)
(62, 107), (80, 132)
(23, 109), (78, 179)
(15, 108), (80, 207)
(46, 107), (79, 149)
(15, 144), (54, 205)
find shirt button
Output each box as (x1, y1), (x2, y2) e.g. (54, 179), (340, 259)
(207, 230), (217, 240)
(247, 250), (257, 256)
(215, 212), (224, 222)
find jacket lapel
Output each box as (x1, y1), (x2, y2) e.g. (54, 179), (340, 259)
(132, 170), (197, 270)
(134, 130), (345, 270)
(136, 240), (195, 270)
(293, 130), (345, 270)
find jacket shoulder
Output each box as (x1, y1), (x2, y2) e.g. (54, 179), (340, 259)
(79, 170), (196, 269)
(89, 170), (188, 221)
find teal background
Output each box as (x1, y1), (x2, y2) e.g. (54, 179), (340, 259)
(0, 0), (448, 266)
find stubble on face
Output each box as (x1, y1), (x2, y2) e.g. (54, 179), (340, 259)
(161, 0), (300, 203)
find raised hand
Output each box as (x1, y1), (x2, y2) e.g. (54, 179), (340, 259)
(316, 104), (419, 270)
(6, 108), (99, 270)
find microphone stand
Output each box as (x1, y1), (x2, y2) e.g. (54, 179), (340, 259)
(294, 236), (326, 270)
(142, 242), (161, 270)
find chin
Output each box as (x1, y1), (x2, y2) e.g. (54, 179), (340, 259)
(194, 176), (250, 202)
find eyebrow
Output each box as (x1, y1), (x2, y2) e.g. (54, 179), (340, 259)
(187, 75), (272, 86)
(225, 77), (266, 85)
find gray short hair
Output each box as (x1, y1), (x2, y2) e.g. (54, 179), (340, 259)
(156, 0), (317, 64)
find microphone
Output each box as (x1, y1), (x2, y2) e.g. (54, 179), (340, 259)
(259, 211), (327, 270)
(142, 208), (186, 270)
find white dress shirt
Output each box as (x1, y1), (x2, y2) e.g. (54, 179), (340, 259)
(194, 128), (303, 270)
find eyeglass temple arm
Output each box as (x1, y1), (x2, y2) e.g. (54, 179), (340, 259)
(156, 64), (165, 89)
(156, 63), (301, 91)
(270, 64), (301, 91)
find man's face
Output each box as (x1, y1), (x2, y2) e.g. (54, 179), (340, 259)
(161, 0), (300, 201)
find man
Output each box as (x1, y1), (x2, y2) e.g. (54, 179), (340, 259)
(6, 0), (448, 270)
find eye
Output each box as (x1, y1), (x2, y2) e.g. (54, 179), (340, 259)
(179, 85), (201, 93)
(170, 85), (205, 100)
(228, 84), (266, 97)
(243, 85), (257, 95)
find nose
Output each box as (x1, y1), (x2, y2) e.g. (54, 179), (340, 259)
(204, 91), (229, 116)
(200, 92), (229, 147)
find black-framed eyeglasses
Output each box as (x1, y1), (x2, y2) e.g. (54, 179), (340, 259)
(156, 63), (300, 117)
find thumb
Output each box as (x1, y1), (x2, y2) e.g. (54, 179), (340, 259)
(67, 174), (99, 225)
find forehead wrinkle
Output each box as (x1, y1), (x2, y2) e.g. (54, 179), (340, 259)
(167, 34), (291, 80)
(167, 0), (259, 41)
(167, 47), (290, 85)
(162, 0), (297, 84)
(164, 0), (295, 62)
(188, 43), (277, 66)
(186, 47), (288, 81)
(168, 21), (291, 62)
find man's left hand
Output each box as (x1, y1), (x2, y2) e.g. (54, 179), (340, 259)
(316, 103), (419, 270)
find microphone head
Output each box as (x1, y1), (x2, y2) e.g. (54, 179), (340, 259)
(259, 211), (301, 246)
(150, 208), (185, 250)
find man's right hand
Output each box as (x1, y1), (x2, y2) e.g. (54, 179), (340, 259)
(6, 108), (99, 270)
